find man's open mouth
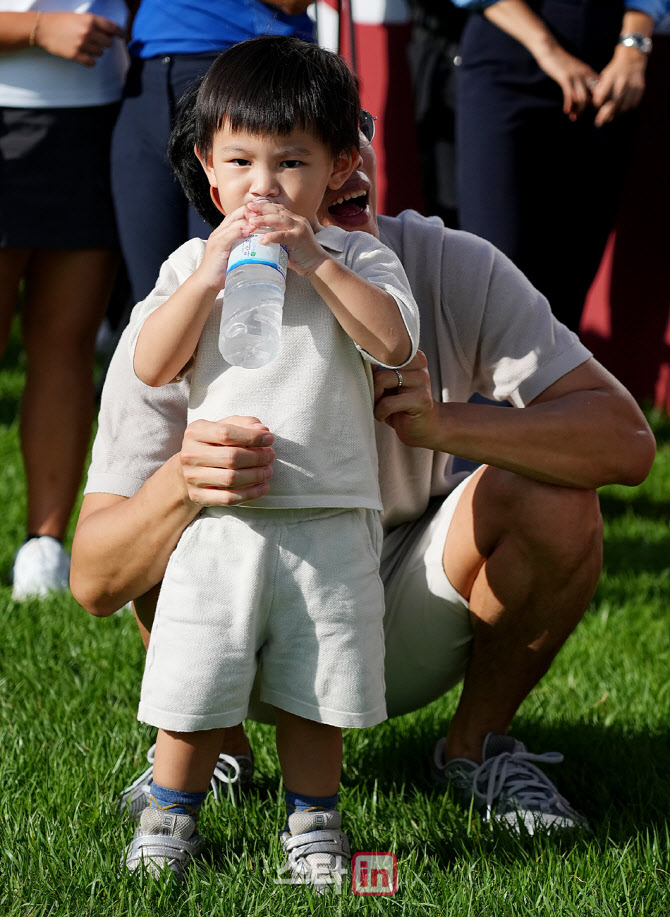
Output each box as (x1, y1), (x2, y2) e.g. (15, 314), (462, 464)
(328, 190), (369, 217)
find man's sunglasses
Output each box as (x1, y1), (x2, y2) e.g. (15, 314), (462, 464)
(359, 110), (376, 147)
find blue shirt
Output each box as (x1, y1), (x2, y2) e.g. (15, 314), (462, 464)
(449, 0), (670, 24)
(129, 0), (315, 59)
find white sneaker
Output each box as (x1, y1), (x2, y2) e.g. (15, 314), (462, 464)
(281, 810), (351, 891)
(10, 536), (71, 600)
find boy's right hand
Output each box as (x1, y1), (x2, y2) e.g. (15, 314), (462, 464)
(180, 416), (275, 506)
(194, 206), (253, 293)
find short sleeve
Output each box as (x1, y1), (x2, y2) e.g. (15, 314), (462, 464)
(341, 231), (420, 369)
(85, 326), (189, 497)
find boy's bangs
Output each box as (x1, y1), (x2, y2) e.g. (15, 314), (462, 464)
(195, 36), (360, 159)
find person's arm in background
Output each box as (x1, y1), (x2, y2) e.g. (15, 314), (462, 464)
(0, 11), (123, 66)
(449, 0), (663, 123)
(591, 7), (655, 126)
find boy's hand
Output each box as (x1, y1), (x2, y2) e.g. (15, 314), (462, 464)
(194, 206), (254, 292)
(246, 200), (329, 276)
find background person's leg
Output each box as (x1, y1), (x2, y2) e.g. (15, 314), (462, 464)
(0, 249), (30, 353)
(21, 249), (117, 540)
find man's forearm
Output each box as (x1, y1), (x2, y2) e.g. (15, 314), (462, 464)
(376, 357), (655, 491)
(71, 455), (200, 616)
(430, 381), (654, 490)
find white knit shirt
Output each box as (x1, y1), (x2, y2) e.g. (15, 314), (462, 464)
(127, 225), (419, 510)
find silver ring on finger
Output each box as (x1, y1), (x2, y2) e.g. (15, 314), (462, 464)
(393, 369), (403, 388)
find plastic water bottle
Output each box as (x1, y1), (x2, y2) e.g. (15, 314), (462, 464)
(219, 231), (288, 369)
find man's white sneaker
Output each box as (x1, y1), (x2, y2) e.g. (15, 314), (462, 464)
(10, 536), (71, 600)
(432, 732), (589, 835)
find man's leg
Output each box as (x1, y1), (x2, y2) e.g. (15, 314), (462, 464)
(441, 465), (603, 763)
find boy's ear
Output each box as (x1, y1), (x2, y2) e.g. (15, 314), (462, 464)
(328, 148), (358, 191)
(194, 144), (225, 215)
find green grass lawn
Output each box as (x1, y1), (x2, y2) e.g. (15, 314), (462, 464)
(0, 335), (668, 915)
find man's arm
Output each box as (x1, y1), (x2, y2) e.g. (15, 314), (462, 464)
(71, 418), (275, 616)
(374, 353), (656, 490)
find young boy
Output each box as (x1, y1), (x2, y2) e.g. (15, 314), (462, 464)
(122, 36), (419, 887)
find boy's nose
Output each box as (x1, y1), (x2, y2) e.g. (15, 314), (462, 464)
(250, 169), (280, 199)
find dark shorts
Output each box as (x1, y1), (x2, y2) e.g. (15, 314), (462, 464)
(0, 104), (119, 249)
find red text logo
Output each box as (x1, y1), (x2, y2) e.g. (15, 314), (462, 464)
(352, 852), (397, 896)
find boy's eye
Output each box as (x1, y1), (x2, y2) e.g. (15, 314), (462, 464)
(280, 160), (302, 169)
(230, 158), (250, 166)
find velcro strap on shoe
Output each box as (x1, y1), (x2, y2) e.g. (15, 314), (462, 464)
(284, 829), (351, 860)
(128, 834), (200, 862)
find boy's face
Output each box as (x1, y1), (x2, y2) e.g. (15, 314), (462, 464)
(198, 123), (356, 229)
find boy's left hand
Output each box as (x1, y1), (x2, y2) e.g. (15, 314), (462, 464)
(246, 201), (329, 276)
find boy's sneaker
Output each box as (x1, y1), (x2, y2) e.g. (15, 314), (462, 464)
(10, 536), (71, 600)
(281, 810), (351, 891)
(431, 732), (589, 835)
(118, 743), (255, 821)
(123, 807), (203, 881)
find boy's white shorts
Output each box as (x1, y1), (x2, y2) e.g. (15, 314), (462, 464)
(247, 472), (475, 725)
(138, 506), (387, 732)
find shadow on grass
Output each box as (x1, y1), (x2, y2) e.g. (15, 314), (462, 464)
(600, 536), (670, 578)
(599, 493), (669, 524)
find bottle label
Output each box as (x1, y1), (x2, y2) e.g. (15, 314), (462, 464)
(226, 237), (288, 279)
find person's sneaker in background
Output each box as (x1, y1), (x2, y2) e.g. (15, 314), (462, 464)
(10, 536), (70, 600)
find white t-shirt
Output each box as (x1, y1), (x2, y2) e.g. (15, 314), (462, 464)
(86, 211), (592, 529)
(126, 226), (420, 511)
(0, 1), (128, 107)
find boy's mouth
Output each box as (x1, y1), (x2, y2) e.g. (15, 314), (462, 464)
(328, 190), (369, 217)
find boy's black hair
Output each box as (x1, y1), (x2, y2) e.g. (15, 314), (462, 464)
(194, 35), (361, 162)
(168, 79), (223, 228)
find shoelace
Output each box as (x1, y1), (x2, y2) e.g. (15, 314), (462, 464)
(133, 745), (243, 803)
(471, 749), (566, 821)
(209, 754), (243, 800)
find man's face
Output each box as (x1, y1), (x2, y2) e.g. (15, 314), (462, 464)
(317, 144), (379, 239)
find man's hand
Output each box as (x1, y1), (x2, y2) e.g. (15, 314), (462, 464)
(374, 351), (440, 449)
(180, 416), (275, 506)
(35, 12), (123, 67)
(592, 45), (647, 127)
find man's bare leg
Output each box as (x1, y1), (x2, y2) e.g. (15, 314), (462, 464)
(442, 465), (603, 763)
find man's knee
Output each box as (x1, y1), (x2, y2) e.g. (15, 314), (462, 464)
(477, 467), (603, 571)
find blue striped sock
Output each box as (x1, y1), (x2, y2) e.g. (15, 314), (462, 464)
(149, 781), (207, 818)
(284, 789), (339, 832)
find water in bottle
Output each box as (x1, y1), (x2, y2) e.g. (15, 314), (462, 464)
(219, 232), (288, 369)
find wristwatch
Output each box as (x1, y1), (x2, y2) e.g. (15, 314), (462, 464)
(618, 33), (653, 55)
